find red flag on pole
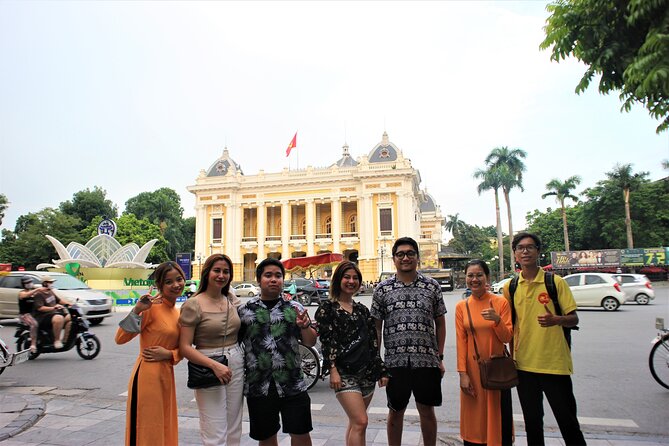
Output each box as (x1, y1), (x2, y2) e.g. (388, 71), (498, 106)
(286, 132), (297, 157)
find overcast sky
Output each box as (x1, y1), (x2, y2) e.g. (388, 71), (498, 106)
(1, 1), (666, 242)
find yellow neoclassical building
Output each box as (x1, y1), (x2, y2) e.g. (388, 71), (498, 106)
(188, 132), (444, 282)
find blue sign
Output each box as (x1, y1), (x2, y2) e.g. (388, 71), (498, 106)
(176, 253), (192, 280)
(97, 218), (117, 237)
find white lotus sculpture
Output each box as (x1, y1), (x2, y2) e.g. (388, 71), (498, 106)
(37, 234), (157, 269)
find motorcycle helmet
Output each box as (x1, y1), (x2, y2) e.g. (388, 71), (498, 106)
(20, 276), (33, 288)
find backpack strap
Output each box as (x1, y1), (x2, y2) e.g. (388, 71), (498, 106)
(509, 276), (519, 326)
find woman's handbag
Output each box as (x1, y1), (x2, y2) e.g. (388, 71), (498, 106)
(337, 315), (371, 374)
(465, 298), (518, 390)
(187, 354), (228, 389)
(186, 296), (231, 389)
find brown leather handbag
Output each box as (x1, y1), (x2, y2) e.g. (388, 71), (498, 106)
(465, 299), (518, 390)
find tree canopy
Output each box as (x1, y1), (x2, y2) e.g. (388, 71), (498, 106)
(541, 0), (669, 133)
(59, 186), (118, 231)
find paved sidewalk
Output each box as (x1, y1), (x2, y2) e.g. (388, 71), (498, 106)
(1, 387), (668, 446)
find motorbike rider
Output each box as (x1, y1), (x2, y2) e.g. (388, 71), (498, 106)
(32, 276), (72, 349)
(18, 277), (39, 353)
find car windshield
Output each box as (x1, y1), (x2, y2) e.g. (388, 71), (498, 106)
(51, 275), (90, 290)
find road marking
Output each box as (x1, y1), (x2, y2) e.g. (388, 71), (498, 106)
(119, 391), (128, 397)
(311, 403), (324, 410)
(369, 407), (419, 417)
(513, 414), (637, 428)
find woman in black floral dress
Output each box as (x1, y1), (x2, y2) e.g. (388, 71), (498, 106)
(315, 261), (387, 446)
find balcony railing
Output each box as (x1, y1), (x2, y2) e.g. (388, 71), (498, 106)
(265, 235), (281, 241)
(341, 232), (358, 238)
(241, 236), (257, 243)
(315, 233), (332, 239)
(290, 234), (306, 240)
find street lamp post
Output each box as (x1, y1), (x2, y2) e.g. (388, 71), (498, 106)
(196, 253), (202, 276)
(379, 245), (386, 273)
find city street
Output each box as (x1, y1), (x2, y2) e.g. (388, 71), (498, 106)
(1, 284), (668, 443)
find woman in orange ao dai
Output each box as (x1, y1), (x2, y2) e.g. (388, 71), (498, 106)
(115, 261), (185, 446)
(455, 259), (514, 446)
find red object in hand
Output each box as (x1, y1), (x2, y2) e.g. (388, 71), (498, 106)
(537, 292), (550, 305)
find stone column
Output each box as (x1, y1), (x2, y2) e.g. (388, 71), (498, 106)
(257, 203), (266, 260)
(332, 197), (341, 253)
(281, 201), (290, 256)
(306, 198), (315, 256)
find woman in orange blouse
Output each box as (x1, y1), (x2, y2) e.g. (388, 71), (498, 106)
(115, 261), (185, 446)
(455, 259), (514, 446)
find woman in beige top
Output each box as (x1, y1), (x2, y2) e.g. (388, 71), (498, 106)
(179, 254), (243, 446)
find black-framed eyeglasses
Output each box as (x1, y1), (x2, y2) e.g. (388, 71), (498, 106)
(514, 244), (538, 252)
(394, 250), (417, 259)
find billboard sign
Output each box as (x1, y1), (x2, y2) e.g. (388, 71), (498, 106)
(176, 253), (192, 280)
(551, 249), (621, 268)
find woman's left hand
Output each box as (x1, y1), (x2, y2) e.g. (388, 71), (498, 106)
(142, 346), (171, 362)
(296, 308), (311, 329)
(481, 300), (501, 325)
(459, 373), (476, 397)
(329, 367), (342, 390)
(378, 376), (389, 388)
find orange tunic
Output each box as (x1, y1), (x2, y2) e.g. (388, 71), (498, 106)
(455, 292), (513, 446)
(115, 301), (181, 446)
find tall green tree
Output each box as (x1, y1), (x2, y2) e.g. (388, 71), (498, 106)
(484, 146), (527, 265)
(474, 166), (505, 280)
(125, 188), (186, 259)
(606, 163), (648, 248)
(541, 0), (669, 133)
(60, 187), (118, 231)
(541, 175), (582, 250)
(0, 194), (8, 227)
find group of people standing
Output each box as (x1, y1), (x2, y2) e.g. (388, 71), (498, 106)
(115, 232), (586, 446)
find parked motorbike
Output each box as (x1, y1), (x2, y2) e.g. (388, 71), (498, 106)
(15, 301), (101, 360)
(650, 317), (669, 389)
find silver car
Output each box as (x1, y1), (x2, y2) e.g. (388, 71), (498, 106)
(0, 272), (112, 325)
(612, 273), (655, 305)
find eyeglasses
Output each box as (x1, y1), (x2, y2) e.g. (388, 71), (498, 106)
(515, 244), (538, 252)
(394, 250), (417, 259)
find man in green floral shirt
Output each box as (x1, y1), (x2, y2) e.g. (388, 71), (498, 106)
(238, 258), (317, 445)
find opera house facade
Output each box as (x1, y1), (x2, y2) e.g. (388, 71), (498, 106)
(188, 132), (444, 282)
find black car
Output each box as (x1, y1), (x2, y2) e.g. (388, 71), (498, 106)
(284, 278), (329, 306)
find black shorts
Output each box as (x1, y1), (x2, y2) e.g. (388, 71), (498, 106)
(386, 367), (442, 411)
(246, 382), (313, 441)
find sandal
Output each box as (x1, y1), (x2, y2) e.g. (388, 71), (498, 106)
(30, 346), (37, 353)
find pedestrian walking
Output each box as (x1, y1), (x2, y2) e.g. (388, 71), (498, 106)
(115, 261), (185, 446)
(503, 232), (586, 445)
(179, 254), (244, 446)
(371, 236), (446, 446)
(315, 261), (388, 446)
(238, 258), (317, 446)
(456, 259), (513, 446)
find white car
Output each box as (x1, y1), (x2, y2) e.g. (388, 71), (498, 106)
(612, 274), (655, 305)
(563, 273), (629, 311)
(491, 277), (512, 294)
(233, 283), (259, 297)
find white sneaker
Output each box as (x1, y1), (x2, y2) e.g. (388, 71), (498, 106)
(54, 340), (63, 349)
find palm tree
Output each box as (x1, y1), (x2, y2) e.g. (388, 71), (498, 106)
(606, 164), (648, 249)
(445, 213), (465, 238)
(474, 166), (505, 280)
(484, 146), (527, 263)
(541, 176), (581, 251)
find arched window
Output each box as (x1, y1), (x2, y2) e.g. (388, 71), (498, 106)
(300, 218), (306, 235)
(349, 214), (357, 233)
(324, 216), (332, 235)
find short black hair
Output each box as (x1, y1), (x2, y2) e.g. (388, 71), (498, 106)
(512, 232), (542, 251)
(392, 237), (419, 257)
(465, 259), (491, 278)
(256, 258), (285, 282)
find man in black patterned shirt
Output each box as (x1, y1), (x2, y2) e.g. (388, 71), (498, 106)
(371, 237), (446, 446)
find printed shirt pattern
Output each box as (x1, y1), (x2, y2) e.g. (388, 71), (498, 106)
(237, 297), (308, 398)
(370, 273), (447, 368)
(315, 300), (385, 381)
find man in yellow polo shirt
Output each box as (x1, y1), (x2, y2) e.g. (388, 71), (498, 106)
(503, 232), (586, 446)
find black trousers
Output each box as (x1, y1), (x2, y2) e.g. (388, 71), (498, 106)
(516, 370), (586, 446)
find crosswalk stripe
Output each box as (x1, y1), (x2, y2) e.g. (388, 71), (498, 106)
(513, 414), (637, 428)
(369, 407), (419, 417)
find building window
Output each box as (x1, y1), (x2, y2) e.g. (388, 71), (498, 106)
(379, 208), (392, 235)
(324, 216), (332, 235)
(212, 218), (222, 242)
(349, 214), (357, 233)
